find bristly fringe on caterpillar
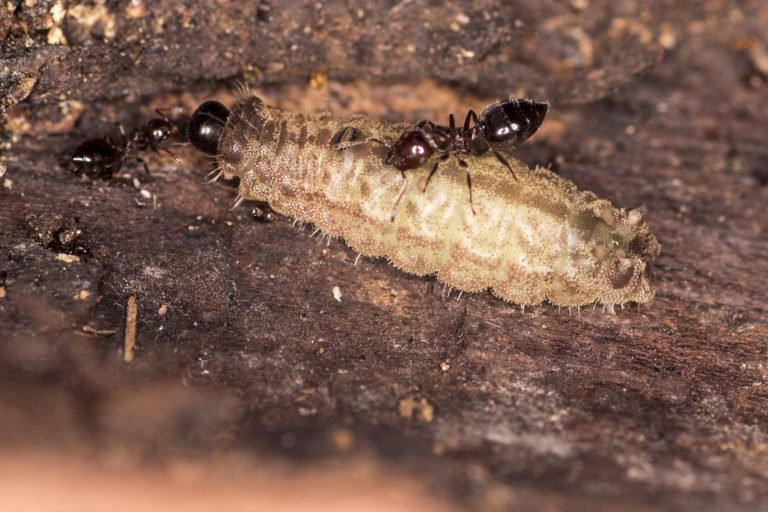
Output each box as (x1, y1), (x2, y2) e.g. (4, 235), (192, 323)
(187, 94), (660, 308)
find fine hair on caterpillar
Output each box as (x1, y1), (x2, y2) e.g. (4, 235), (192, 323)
(188, 94), (660, 308)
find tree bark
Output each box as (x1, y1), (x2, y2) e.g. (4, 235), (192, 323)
(1, 1), (767, 510)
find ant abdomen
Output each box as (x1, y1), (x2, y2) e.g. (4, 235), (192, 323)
(479, 99), (549, 146)
(71, 138), (123, 178)
(188, 100), (231, 156)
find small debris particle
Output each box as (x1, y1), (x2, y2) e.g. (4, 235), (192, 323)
(3, 178), (12, 189)
(310, 69), (328, 90)
(458, 48), (475, 59)
(81, 325), (118, 336)
(67, 2), (118, 40)
(298, 406), (315, 416)
(440, 362), (450, 372)
(125, 2), (146, 19)
(50, 2), (67, 23)
(56, 253), (80, 263)
(124, 295), (138, 362)
(46, 1), (68, 45)
(332, 286), (342, 302)
(625, 125), (636, 136)
(432, 441), (446, 456)
(0, 161), (5, 178)
(328, 427), (355, 451)
(658, 24), (677, 50)
(47, 27), (66, 45)
(455, 13), (470, 25)
(158, 304), (168, 316)
(75, 289), (90, 300)
(398, 397), (435, 423)
(0, 287), (6, 299)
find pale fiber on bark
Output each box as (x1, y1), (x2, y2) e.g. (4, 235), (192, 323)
(216, 96), (660, 307)
(124, 295), (137, 362)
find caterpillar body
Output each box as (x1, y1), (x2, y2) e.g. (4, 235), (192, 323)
(189, 95), (660, 307)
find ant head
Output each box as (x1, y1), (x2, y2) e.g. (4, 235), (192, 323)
(188, 100), (230, 156)
(71, 139), (123, 178)
(146, 118), (178, 143)
(479, 99), (549, 146)
(387, 129), (434, 170)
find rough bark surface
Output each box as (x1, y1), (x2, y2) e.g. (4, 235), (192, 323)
(1, 1), (767, 511)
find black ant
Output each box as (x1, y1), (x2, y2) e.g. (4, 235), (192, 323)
(71, 110), (182, 179)
(383, 99), (549, 218)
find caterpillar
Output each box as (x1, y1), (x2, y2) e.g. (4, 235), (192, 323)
(188, 95), (660, 308)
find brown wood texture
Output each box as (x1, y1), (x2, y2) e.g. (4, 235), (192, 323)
(1, 1), (767, 510)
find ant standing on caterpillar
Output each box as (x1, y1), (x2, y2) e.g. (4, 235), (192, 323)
(381, 99), (549, 218)
(329, 99), (548, 220)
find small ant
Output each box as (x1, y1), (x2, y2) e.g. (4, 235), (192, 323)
(383, 99), (549, 219)
(71, 110), (182, 179)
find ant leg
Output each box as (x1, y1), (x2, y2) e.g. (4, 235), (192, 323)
(423, 161), (439, 192)
(422, 153), (449, 192)
(332, 137), (387, 151)
(463, 110), (479, 131)
(491, 149), (518, 181)
(135, 156), (151, 179)
(389, 170), (409, 222)
(154, 108), (173, 120)
(457, 158), (477, 215)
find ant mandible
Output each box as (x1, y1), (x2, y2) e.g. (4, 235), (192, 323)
(384, 98), (549, 218)
(71, 109), (182, 179)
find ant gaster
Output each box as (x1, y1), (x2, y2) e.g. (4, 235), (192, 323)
(71, 110), (181, 179)
(187, 100), (230, 156)
(384, 99), (549, 218)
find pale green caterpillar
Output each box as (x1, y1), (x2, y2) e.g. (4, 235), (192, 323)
(188, 95), (660, 308)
